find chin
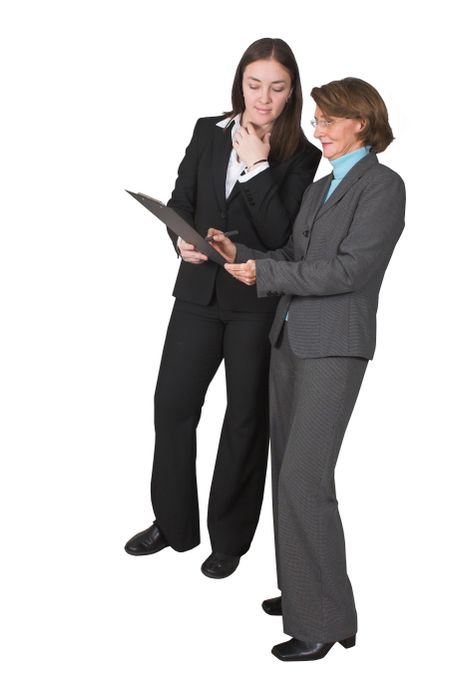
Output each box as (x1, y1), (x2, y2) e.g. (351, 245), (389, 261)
(252, 114), (273, 126)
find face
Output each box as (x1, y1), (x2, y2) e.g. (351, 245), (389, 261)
(313, 105), (365, 160)
(241, 58), (292, 129)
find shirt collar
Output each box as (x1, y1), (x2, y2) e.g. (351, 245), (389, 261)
(330, 146), (370, 180)
(216, 115), (241, 138)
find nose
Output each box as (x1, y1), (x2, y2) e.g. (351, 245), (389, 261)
(259, 87), (271, 104)
(314, 124), (324, 139)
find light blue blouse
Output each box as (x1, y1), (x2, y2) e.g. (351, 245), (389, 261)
(325, 146), (371, 201)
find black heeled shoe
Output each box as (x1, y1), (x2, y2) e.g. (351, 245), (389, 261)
(201, 552), (240, 579)
(262, 596), (282, 616)
(272, 635), (356, 661)
(124, 522), (168, 556)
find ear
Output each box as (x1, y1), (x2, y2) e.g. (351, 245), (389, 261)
(358, 118), (367, 131)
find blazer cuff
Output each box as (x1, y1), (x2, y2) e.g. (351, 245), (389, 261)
(238, 162), (269, 183)
(255, 259), (283, 298)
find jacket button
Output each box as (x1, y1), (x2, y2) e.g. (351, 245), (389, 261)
(302, 229), (310, 237)
(220, 212), (226, 219)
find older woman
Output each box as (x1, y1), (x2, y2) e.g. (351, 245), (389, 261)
(209, 77), (405, 659)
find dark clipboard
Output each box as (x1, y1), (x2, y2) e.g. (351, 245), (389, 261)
(126, 190), (226, 267)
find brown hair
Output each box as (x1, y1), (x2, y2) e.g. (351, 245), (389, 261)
(226, 38), (307, 161)
(311, 77), (394, 153)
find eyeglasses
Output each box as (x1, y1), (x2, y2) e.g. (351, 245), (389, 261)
(310, 119), (336, 129)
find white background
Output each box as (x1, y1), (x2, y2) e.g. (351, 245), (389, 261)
(1, 1), (448, 672)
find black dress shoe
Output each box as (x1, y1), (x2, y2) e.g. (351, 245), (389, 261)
(262, 596), (282, 616)
(272, 635), (356, 661)
(201, 552), (240, 579)
(124, 522), (168, 556)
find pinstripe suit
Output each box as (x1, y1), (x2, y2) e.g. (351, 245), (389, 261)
(235, 151), (405, 641)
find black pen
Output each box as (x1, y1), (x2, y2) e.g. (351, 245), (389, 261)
(205, 229), (239, 242)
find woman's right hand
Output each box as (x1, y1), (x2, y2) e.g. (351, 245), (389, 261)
(207, 228), (237, 263)
(177, 237), (208, 264)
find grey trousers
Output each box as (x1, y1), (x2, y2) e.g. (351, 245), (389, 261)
(270, 326), (368, 643)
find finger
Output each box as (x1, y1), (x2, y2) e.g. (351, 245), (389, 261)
(225, 263), (250, 272)
(183, 255), (207, 264)
(225, 268), (253, 285)
(207, 227), (224, 241)
(180, 242), (196, 252)
(189, 251), (208, 260)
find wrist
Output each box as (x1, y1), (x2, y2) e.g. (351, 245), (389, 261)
(244, 158), (268, 174)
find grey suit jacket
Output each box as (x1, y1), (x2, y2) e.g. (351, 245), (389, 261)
(235, 152), (406, 359)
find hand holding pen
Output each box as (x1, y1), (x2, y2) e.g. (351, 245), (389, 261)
(178, 229), (239, 265)
(206, 228), (238, 263)
(205, 229), (239, 242)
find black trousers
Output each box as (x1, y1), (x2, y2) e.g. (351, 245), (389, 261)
(151, 299), (274, 555)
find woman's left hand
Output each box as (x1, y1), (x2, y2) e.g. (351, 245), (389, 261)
(224, 260), (256, 286)
(233, 122), (270, 168)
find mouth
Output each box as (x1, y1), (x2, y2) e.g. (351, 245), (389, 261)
(255, 108), (271, 114)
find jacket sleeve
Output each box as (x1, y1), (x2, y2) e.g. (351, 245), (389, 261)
(255, 171), (406, 297)
(236, 144), (321, 249)
(166, 119), (202, 253)
(235, 236), (295, 263)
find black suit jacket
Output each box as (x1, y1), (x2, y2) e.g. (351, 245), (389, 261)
(167, 116), (321, 312)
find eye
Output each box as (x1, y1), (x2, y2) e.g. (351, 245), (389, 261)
(272, 88), (285, 93)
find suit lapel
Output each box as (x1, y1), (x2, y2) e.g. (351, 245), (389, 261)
(314, 152), (378, 221)
(300, 175), (333, 233)
(213, 123), (233, 211)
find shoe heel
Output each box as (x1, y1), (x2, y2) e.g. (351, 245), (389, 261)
(339, 635), (356, 649)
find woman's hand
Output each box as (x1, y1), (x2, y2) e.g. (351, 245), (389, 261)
(224, 260), (256, 286)
(178, 237), (208, 264)
(233, 122), (270, 168)
(207, 228), (237, 263)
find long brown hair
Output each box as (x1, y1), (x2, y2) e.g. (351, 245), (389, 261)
(311, 78), (394, 153)
(226, 38), (307, 161)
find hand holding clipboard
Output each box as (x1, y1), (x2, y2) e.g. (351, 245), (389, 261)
(126, 191), (238, 266)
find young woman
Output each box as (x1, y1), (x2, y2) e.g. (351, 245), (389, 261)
(125, 38), (320, 579)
